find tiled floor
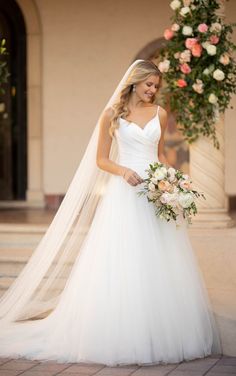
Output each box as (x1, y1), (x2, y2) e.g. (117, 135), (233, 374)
(0, 355), (236, 376)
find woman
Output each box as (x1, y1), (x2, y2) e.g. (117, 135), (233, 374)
(0, 60), (221, 366)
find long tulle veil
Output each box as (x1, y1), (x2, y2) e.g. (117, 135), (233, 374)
(0, 59), (144, 324)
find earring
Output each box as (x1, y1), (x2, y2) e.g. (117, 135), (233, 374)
(132, 85), (136, 92)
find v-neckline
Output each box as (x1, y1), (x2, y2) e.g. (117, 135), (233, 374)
(120, 106), (159, 131)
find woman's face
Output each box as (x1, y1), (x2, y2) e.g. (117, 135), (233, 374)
(135, 74), (160, 103)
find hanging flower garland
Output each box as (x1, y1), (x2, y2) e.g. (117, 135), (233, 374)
(158, 0), (236, 149)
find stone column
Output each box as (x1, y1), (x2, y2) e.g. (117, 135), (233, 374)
(189, 0), (234, 228)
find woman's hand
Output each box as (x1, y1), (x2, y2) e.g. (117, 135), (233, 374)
(122, 168), (144, 186)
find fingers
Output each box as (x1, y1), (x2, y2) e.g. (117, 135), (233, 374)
(128, 172), (144, 186)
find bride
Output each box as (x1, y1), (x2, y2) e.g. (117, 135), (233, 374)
(0, 59), (221, 366)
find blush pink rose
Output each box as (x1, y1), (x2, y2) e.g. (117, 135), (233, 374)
(177, 79), (187, 88)
(198, 23), (208, 33)
(158, 180), (172, 192)
(192, 43), (202, 57)
(180, 63), (191, 74)
(185, 38), (198, 50)
(164, 29), (174, 40)
(210, 35), (220, 44)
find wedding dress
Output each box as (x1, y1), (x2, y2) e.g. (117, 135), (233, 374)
(0, 104), (221, 366)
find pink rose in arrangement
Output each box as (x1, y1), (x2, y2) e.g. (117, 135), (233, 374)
(174, 52), (181, 59)
(183, 0), (191, 6)
(185, 38), (198, 50)
(192, 79), (204, 94)
(164, 29), (174, 40)
(179, 179), (192, 190)
(191, 43), (202, 57)
(158, 180), (172, 192)
(180, 63), (191, 74)
(177, 79), (187, 88)
(179, 49), (191, 63)
(219, 53), (230, 65)
(210, 35), (220, 44)
(198, 23), (208, 33)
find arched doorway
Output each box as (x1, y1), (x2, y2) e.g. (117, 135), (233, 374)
(0, 0), (27, 200)
(134, 38), (190, 174)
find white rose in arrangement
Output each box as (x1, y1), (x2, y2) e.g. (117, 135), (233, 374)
(147, 191), (156, 200)
(148, 182), (156, 192)
(178, 192), (194, 208)
(153, 167), (167, 181)
(180, 6), (190, 16)
(160, 192), (178, 207)
(206, 44), (217, 56)
(179, 49), (191, 63)
(151, 177), (158, 184)
(182, 174), (190, 180)
(182, 26), (193, 36)
(203, 68), (210, 75)
(213, 69), (225, 81)
(158, 59), (170, 73)
(170, 0), (181, 10)
(202, 41), (210, 49)
(210, 22), (222, 33)
(167, 167), (177, 183)
(208, 93), (218, 104)
(171, 23), (180, 32)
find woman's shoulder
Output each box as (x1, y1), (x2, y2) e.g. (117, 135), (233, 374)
(101, 107), (115, 120)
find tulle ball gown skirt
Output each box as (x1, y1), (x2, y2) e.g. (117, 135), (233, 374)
(0, 171), (221, 366)
(0, 114), (221, 365)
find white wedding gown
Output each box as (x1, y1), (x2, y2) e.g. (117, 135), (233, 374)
(0, 106), (221, 366)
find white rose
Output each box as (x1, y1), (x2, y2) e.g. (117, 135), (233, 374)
(182, 26), (193, 36)
(182, 174), (190, 180)
(158, 59), (170, 73)
(153, 168), (166, 181)
(178, 192), (194, 208)
(210, 22), (222, 33)
(170, 0), (181, 10)
(208, 93), (218, 104)
(180, 6), (190, 16)
(213, 69), (225, 81)
(147, 191), (156, 200)
(167, 167), (177, 182)
(171, 23), (180, 32)
(203, 68), (210, 75)
(202, 41), (210, 49)
(206, 44), (217, 56)
(148, 182), (156, 192)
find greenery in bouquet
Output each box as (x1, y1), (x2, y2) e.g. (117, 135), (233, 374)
(137, 162), (205, 225)
(157, 0), (236, 149)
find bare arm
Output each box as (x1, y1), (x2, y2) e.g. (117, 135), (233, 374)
(96, 108), (143, 186)
(157, 107), (171, 167)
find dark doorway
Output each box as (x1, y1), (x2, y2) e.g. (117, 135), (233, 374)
(0, 0), (27, 200)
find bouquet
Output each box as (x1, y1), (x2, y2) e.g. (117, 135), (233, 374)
(137, 162), (205, 225)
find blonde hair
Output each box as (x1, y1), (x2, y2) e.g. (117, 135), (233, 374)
(109, 60), (162, 137)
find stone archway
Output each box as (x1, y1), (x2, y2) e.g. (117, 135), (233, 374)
(16, 0), (44, 207)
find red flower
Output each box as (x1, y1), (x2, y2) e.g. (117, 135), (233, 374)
(177, 79), (187, 88)
(164, 29), (174, 40)
(192, 43), (202, 57)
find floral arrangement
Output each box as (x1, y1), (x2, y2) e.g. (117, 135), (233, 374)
(158, 0), (236, 149)
(137, 162), (205, 225)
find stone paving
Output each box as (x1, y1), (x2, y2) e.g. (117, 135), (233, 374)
(0, 355), (236, 376)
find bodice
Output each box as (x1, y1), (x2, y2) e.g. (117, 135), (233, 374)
(114, 108), (161, 179)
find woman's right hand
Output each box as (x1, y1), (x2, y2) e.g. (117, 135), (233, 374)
(122, 168), (144, 186)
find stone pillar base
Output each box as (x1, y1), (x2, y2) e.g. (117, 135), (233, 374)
(26, 189), (45, 207)
(191, 208), (235, 229)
